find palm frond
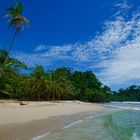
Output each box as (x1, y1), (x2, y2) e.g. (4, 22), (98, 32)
(4, 1), (29, 32)
(20, 16), (29, 29)
(15, 2), (23, 13)
(7, 7), (16, 13)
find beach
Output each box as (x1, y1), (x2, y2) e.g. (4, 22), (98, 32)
(0, 100), (107, 140)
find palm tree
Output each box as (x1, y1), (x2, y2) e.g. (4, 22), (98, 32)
(46, 71), (74, 101)
(0, 1), (29, 78)
(0, 49), (27, 98)
(30, 65), (48, 100)
(30, 68), (63, 101)
(46, 72), (63, 101)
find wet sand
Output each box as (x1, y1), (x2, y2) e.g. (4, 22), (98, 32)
(0, 100), (108, 140)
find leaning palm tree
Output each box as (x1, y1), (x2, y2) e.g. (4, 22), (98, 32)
(0, 1), (29, 78)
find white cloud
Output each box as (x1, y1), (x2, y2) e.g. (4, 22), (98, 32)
(34, 45), (47, 52)
(12, 1), (140, 89)
(99, 44), (140, 85)
(95, 14), (140, 86)
(12, 51), (51, 67)
(42, 45), (72, 59)
(114, 0), (132, 10)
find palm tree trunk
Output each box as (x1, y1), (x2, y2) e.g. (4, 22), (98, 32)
(0, 29), (18, 79)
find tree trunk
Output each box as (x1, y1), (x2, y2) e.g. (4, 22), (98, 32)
(0, 29), (18, 79)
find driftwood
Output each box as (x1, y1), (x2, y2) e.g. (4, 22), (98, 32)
(19, 101), (27, 105)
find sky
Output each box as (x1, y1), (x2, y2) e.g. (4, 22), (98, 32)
(0, 0), (140, 90)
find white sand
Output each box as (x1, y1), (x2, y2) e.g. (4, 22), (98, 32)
(0, 100), (105, 125)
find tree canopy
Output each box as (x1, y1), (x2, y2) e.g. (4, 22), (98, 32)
(0, 50), (111, 102)
(110, 85), (140, 101)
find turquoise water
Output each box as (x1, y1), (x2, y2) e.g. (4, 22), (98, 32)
(35, 102), (140, 140)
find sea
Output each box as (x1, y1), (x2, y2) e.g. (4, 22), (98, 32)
(33, 102), (140, 140)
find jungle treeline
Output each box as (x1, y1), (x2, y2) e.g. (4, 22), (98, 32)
(0, 49), (111, 102)
(110, 85), (140, 101)
(0, 49), (140, 102)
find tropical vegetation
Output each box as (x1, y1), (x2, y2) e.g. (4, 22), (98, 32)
(0, 1), (29, 78)
(0, 1), (140, 102)
(0, 49), (111, 102)
(110, 86), (140, 101)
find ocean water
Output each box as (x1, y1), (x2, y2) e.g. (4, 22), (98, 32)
(34, 102), (140, 140)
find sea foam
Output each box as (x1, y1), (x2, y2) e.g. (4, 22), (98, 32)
(131, 132), (140, 140)
(64, 120), (83, 129)
(32, 133), (50, 140)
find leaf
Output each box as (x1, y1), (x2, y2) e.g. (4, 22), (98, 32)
(15, 2), (23, 13)
(4, 1), (29, 32)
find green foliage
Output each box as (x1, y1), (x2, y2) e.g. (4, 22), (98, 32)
(110, 85), (140, 101)
(0, 49), (27, 98)
(0, 50), (111, 102)
(5, 1), (29, 31)
(0, 1), (29, 79)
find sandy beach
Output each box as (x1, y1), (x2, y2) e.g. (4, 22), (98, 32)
(0, 100), (108, 140)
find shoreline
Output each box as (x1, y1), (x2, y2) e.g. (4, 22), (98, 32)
(0, 100), (116, 140)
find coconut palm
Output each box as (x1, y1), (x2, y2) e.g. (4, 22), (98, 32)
(30, 65), (48, 100)
(0, 49), (27, 98)
(46, 72), (63, 101)
(0, 1), (29, 78)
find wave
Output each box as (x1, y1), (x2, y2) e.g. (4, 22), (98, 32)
(122, 101), (140, 104)
(133, 107), (140, 111)
(105, 113), (140, 140)
(32, 133), (50, 140)
(115, 106), (140, 111)
(105, 105), (140, 111)
(85, 116), (94, 120)
(32, 116), (94, 140)
(132, 132), (140, 140)
(64, 120), (83, 129)
(64, 115), (95, 129)
(111, 101), (140, 104)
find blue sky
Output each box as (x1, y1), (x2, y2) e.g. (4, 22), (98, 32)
(0, 0), (140, 90)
